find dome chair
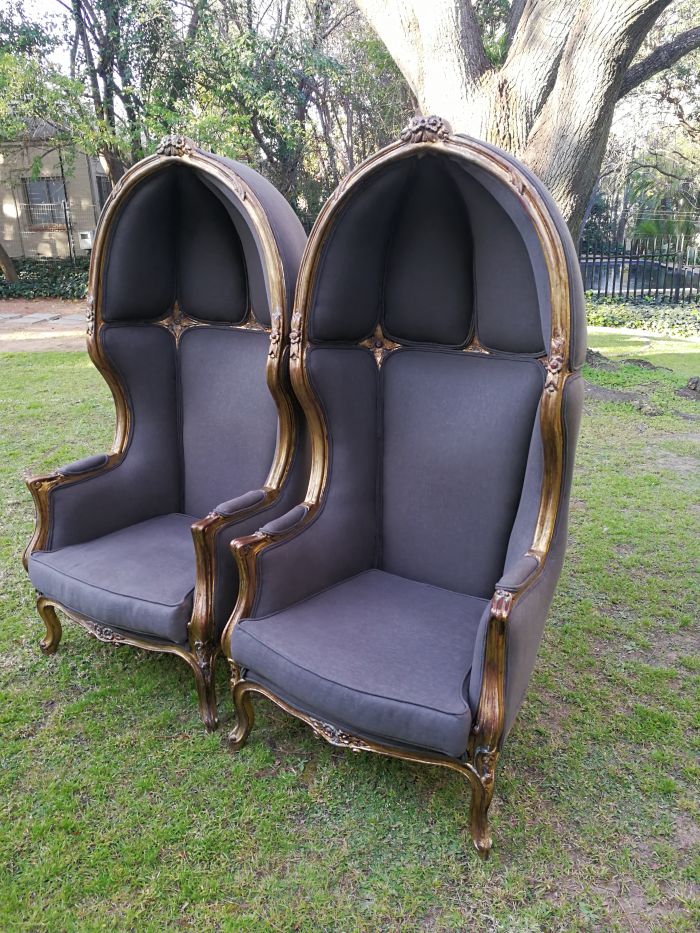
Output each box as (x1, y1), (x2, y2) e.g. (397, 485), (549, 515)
(24, 134), (307, 731)
(223, 116), (586, 854)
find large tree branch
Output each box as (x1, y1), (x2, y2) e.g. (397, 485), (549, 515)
(619, 25), (700, 98)
(356, 0), (490, 108)
(524, 0), (673, 232)
(498, 0), (579, 146)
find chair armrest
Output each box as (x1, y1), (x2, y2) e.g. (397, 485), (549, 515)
(24, 453), (115, 568)
(221, 502), (334, 660)
(188, 488), (300, 650)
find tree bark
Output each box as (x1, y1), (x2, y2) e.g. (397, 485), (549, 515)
(356, 0), (700, 234)
(0, 243), (18, 282)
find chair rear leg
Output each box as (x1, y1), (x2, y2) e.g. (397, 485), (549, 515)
(36, 596), (62, 655)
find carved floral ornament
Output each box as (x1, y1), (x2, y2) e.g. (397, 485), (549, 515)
(289, 311), (303, 360)
(156, 133), (195, 158)
(400, 115), (452, 144)
(85, 295), (95, 336)
(268, 309), (283, 359)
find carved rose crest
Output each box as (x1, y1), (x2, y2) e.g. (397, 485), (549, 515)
(156, 133), (195, 158)
(400, 114), (452, 144)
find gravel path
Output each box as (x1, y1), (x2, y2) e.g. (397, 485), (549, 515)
(0, 299), (87, 351)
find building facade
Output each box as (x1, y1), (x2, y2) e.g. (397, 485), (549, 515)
(1, 127), (110, 260)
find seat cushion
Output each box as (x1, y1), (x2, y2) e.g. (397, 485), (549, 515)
(232, 569), (488, 757)
(29, 514), (197, 643)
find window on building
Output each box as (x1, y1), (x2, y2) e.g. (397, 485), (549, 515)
(95, 174), (111, 210)
(23, 176), (67, 226)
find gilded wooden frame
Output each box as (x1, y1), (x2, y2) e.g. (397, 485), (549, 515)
(222, 116), (574, 854)
(24, 134), (297, 731)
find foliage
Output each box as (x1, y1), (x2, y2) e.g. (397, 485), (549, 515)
(0, 259), (88, 299)
(0, 4), (86, 153)
(0, 0), (411, 221)
(586, 295), (700, 336)
(0, 334), (698, 928)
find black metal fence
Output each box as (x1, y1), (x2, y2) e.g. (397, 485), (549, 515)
(579, 237), (700, 304)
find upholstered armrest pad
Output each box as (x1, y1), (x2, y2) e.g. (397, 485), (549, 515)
(260, 505), (308, 535)
(58, 454), (109, 475)
(215, 489), (266, 516)
(497, 555), (539, 591)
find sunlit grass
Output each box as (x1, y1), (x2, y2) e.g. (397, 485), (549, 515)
(0, 337), (698, 931)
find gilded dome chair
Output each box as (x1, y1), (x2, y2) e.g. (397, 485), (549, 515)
(24, 135), (307, 731)
(223, 116), (586, 854)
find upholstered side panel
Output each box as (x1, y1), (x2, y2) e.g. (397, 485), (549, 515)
(308, 161), (412, 343)
(380, 351), (544, 597)
(467, 375), (584, 726)
(251, 347), (377, 617)
(176, 169), (248, 323)
(180, 328), (278, 518)
(49, 325), (180, 549)
(383, 155), (473, 346)
(101, 170), (177, 322)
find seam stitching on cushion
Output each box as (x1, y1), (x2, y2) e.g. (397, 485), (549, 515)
(237, 627), (470, 717)
(30, 553), (195, 608)
(44, 596), (190, 644)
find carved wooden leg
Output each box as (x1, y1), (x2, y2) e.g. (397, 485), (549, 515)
(188, 649), (219, 733)
(229, 679), (254, 750)
(36, 596), (62, 655)
(468, 776), (494, 858)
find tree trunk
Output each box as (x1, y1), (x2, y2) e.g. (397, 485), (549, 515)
(355, 0), (700, 235)
(0, 243), (18, 282)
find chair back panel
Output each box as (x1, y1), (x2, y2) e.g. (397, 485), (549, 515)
(176, 169), (248, 323)
(102, 167), (248, 324)
(383, 157), (474, 346)
(380, 350), (544, 596)
(180, 328), (278, 517)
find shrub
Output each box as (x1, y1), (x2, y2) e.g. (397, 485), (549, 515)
(586, 295), (700, 337)
(0, 258), (89, 300)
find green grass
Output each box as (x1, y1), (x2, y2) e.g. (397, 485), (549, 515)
(0, 334), (698, 931)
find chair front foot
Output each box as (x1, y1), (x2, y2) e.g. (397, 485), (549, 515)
(190, 645), (219, 732)
(36, 596), (62, 655)
(468, 779), (493, 858)
(229, 678), (255, 750)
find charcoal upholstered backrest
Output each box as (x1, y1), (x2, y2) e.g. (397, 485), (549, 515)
(98, 161), (305, 520)
(303, 148), (582, 598)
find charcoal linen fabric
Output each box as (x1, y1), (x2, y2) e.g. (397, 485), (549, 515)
(34, 153), (307, 641)
(233, 143), (585, 758)
(233, 569), (488, 757)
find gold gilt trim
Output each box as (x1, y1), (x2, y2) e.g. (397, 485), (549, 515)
(463, 333), (490, 354)
(25, 139), (298, 731)
(224, 116), (574, 854)
(358, 324), (401, 367)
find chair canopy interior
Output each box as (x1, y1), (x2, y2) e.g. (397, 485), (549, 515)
(302, 147), (578, 599)
(96, 162), (284, 520)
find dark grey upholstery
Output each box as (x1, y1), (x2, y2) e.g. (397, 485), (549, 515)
(236, 570), (487, 757)
(30, 514), (197, 643)
(29, 152), (307, 644)
(231, 142), (585, 759)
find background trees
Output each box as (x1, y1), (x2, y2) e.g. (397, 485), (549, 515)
(0, 0), (699, 238)
(356, 0), (700, 235)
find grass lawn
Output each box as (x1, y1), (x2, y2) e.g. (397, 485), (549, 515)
(0, 329), (698, 931)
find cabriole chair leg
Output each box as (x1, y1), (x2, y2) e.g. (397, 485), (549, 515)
(188, 650), (219, 733)
(229, 679), (254, 749)
(36, 596), (62, 655)
(468, 778), (494, 858)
